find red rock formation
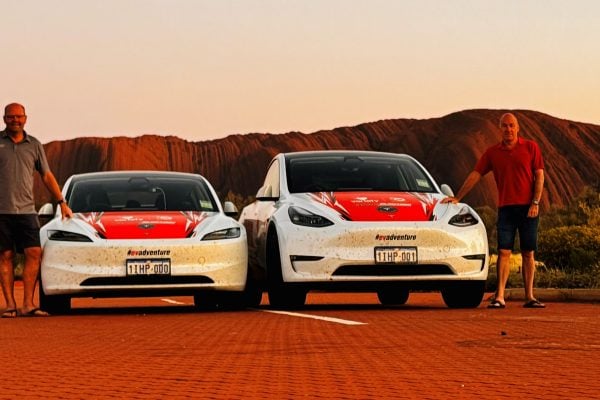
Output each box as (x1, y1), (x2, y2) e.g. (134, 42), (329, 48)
(37, 109), (600, 210)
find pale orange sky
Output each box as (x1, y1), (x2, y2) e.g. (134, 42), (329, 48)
(3, 0), (599, 143)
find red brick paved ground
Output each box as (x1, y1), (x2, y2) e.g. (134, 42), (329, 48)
(1, 287), (599, 399)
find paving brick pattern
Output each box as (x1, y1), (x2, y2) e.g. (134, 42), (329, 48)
(1, 290), (599, 399)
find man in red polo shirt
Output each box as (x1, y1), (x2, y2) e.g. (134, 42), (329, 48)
(443, 112), (545, 309)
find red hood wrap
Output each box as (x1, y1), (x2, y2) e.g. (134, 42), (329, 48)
(308, 192), (440, 221)
(75, 211), (210, 239)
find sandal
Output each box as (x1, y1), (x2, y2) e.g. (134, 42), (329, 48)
(487, 300), (506, 309)
(20, 308), (50, 317)
(523, 299), (545, 308)
(1, 309), (17, 318)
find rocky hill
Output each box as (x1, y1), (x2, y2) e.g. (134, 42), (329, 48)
(38, 109), (600, 210)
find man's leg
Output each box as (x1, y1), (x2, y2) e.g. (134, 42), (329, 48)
(522, 250), (536, 302)
(495, 249), (512, 303)
(0, 249), (17, 310)
(519, 211), (540, 303)
(21, 246), (42, 312)
(495, 207), (517, 305)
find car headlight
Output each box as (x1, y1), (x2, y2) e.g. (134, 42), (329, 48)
(201, 227), (241, 241)
(47, 230), (93, 242)
(448, 208), (479, 227)
(288, 206), (333, 227)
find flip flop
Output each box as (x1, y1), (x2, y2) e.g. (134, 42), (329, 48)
(523, 299), (546, 308)
(487, 300), (506, 309)
(1, 309), (17, 318)
(20, 308), (50, 317)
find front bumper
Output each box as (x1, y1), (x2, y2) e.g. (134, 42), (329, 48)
(275, 221), (489, 284)
(41, 237), (247, 296)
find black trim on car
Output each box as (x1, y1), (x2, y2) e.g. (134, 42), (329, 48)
(462, 254), (487, 271)
(80, 276), (214, 286)
(331, 264), (454, 276)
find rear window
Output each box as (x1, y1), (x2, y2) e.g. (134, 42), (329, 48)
(67, 176), (217, 213)
(286, 155), (435, 193)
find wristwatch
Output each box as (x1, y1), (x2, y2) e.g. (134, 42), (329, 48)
(532, 199), (539, 205)
(57, 199), (65, 205)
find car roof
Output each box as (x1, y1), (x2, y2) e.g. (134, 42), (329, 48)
(282, 150), (414, 161)
(68, 171), (203, 182)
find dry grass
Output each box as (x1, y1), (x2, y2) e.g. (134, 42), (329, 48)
(487, 253), (600, 290)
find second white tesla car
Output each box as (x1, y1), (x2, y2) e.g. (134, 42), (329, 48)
(239, 151), (489, 308)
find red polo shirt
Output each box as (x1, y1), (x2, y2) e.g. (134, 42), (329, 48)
(474, 137), (544, 207)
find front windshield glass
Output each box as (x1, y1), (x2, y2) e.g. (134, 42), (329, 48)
(67, 176), (217, 213)
(286, 155), (436, 194)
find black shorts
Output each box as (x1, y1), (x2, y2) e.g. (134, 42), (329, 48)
(0, 214), (41, 252)
(497, 205), (539, 252)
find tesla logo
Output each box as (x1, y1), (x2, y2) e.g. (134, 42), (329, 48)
(138, 223), (155, 230)
(377, 205), (397, 213)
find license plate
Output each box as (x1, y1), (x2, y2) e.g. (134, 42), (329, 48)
(374, 247), (418, 264)
(126, 259), (171, 275)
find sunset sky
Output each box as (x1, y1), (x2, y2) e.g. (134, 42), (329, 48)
(3, 0), (599, 144)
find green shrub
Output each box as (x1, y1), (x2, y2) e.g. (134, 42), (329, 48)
(486, 261), (600, 290)
(537, 225), (600, 271)
(535, 265), (600, 289)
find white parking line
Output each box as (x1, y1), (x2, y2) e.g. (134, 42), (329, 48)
(259, 309), (367, 325)
(161, 298), (189, 305)
(159, 299), (366, 325)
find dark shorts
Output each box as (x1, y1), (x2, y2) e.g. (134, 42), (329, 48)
(0, 214), (41, 253)
(497, 205), (539, 252)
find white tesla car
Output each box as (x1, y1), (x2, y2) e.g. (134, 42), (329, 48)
(38, 171), (248, 313)
(239, 151), (489, 308)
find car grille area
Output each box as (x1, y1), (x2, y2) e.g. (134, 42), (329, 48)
(80, 275), (214, 286)
(331, 264), (454, 276)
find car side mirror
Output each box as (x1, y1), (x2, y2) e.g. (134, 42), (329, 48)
(38, 203), (55, 218)
(440, 184), (455, 197)
(223, 201), (239, 217)
(38, 203), (55, 226)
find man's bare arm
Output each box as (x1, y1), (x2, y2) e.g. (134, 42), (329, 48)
(41, 171), (73, 219)
(441, 171), (482, 204)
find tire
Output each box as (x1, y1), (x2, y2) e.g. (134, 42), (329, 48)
(268, 286), (306, 310)
(441, 281), (485, 308)
(266, 228), (306, 309)
(39, 283), (70, 315)
(377, 288), (410, 305)
(242, 275), (263, 308)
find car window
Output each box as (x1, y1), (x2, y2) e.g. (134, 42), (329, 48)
(68, 176), (218, 212)
(286, 155), (435, 193)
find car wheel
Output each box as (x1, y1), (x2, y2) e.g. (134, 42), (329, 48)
(377, 288), (410, 305)
(266, 228), (306, 309)
(39, 284), (70, 315)
(242, 275), (263, 308)
(441, 281), (485, 308)
(268, 286), (306, 310)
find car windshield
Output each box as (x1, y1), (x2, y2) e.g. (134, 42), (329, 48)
(286, 155), (436, 193)
(67, 176), (218, 213)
